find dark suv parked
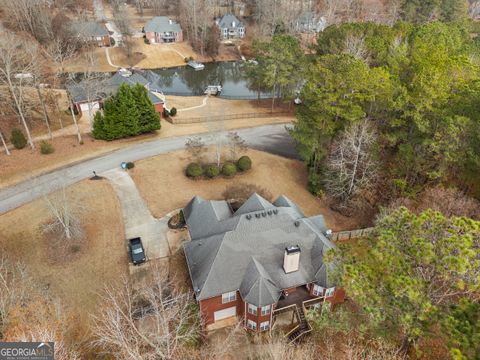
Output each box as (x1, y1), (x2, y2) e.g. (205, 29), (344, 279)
(128, 237), (146, 265)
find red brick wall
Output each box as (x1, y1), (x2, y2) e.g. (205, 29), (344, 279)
(154, 103), (163, 116)
(199, 291), (244, 327)
(328, 288), (346, 305)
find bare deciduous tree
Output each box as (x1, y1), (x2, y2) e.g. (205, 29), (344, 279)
(227, 131), (247, 160)
(185, 135), (207, 162)
(43, 185), (84, 242)
(344, 33), (369, 62)
(324, 120), (378, 206)
(0, 130), (10, 155)
(0, 256), (32, 334)
(0, 32), (38, 149)
(222, 182), (273, 210)
(91, 269), (200, 359)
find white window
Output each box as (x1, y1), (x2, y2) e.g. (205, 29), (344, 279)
(261, 305), (271, 316)
(325, 287), (335, 297)
(222, 291), (236, 304)
(260, 321), (270, 331)
(248, 303), (257, 315)
(96, 36), (102, 41)
(247, 319), (257, 330)
(313, 284), (324, 297)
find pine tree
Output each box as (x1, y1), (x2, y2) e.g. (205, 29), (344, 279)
(132, 83), (160, 133)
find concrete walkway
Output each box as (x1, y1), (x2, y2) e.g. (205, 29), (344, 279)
(177, 96), (209, 112)
(105, 47), (120, 68)
(102, 168), (170, 260)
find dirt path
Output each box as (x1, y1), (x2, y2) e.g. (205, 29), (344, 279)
(102, 168), (170, 260)
(177, 96), (209, 112)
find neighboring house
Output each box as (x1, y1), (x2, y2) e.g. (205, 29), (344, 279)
(215, 14), (245, 39)
(294, 13), (327, 33)
(72, 22), (110, 47)
(144, 16), (183, 44)
(183, 193), (345, 333)
(68, 69), (164, 116)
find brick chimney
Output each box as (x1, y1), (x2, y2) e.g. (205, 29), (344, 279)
(283, 246), (300, 273)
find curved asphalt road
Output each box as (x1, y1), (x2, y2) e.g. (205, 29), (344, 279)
(0, 124), (298, 214)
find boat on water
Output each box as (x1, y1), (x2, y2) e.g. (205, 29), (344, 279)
(204, 85), (222, 95)
(187, 61), (205, 70)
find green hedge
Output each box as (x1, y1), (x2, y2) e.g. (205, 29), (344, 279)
(39, 141), (54, 155)
(204, 164), (220, 178)
(222, 162), (237, 176)
(10, 129), (27, 149)
(237, 156), (252, 171)
(186, 162), (203, 178)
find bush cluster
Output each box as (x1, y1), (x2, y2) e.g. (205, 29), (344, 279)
(237, 156), (252, 171)
(222, 162), (237, 176)
(126, 162), (135, 169)
(10, 129), (27, 149)
(186, 162), (203, 178)
(170, 107), (177, 116)
(39, 141), (54, 155)
(185, 156), (252, 180)
(204, 164), (220, 178)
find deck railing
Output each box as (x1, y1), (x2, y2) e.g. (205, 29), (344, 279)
(330, 227), (374, 242)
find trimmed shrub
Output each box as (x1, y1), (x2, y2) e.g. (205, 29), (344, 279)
(39, 141), (54, 155)
(10, 129), (27, 149)
(237, 156), (252, 171)
(110, 37), (116, 46)
(144, 38), (149, 44)
(184, 57), (189, 63)
(163, 109), (170, 117)
(170, 107), (177, 116)
(186, 162), (203, 178)
(222, 162), (237, 177)
(126, 162), (135, 169)
(204, 164), (220, 178)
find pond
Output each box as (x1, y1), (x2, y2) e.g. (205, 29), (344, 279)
(147, 61), (271, 99)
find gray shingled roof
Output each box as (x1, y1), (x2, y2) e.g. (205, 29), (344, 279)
(72, 22), (109, 37)
(217, 14), (244, 30)
(144, 16), (182, 33)
(240, 259), (281, 307)
(67, 71), (163, 105)
(183, 194), (336, 305)
(235, 193), (275, 215)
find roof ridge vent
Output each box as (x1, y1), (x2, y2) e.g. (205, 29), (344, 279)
(246, 214), (252, 220)
(262, 212), (267, 217)
(273, 209), (278, 215)
(267, 210), (272, 215)
(255, 213), (261, 218)
(294, 220), (300, 227)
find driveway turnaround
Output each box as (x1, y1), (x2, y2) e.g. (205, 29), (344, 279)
(0, 124), (297, 214)
(102, 168), (170, 260)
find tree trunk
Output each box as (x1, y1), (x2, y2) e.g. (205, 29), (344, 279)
(400, 335), (412, 354)
(68, 96), (82, 143)
(36, 84), (53, 140)
(0, 131), (10, 155)
(7, 79), (34, 149)
(271, 83), (276, 113)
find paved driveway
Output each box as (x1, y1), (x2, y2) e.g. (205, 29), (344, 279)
(103, 168), (170, 260)
(0, 124), (297, 214)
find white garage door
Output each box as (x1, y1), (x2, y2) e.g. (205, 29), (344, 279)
(80, 102), (100, 112)
(214, 307), (236, 321)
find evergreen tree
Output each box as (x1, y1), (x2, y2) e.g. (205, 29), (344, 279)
(131, 83), (160, 134)
(92, 82), (160, 141)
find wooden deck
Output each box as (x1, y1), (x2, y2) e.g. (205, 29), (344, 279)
(275, 286), (316, 310)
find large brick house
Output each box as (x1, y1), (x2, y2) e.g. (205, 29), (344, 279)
(144, 16), (183, 44)
(71, 22), (110, 47)
(183, 193), (345, 333)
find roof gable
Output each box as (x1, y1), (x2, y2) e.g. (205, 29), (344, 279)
(144, 16), (182, 33)
(235, 193), (275, 215)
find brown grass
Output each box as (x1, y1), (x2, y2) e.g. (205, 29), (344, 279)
(0, 180), (127, 339)
(0, 116), (292, 189)
(130, 149), (360, 231)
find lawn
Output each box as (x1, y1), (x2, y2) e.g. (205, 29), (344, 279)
(129, 149), (360, 231)
(0, 180), (127, 340)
